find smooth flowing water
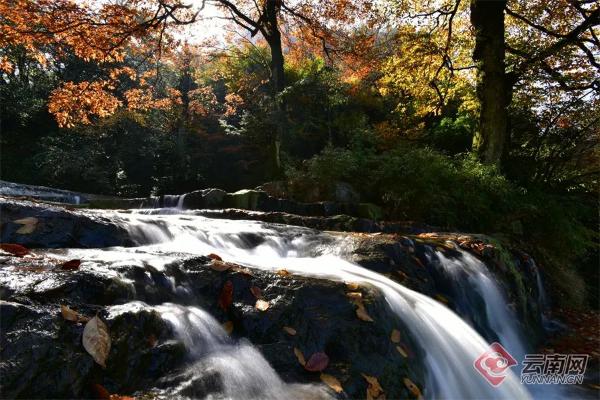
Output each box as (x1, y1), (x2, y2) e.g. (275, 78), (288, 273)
(54, 207), (539, 399)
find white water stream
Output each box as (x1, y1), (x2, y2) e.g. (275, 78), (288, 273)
(52, 207), (542, 399)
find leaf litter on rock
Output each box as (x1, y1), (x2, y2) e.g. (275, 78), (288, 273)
(82, 315), (111, 368)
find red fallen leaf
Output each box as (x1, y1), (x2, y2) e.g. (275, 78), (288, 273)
(0, 243), (29, 257)
(218, 280), (234, 311)
(250, 286), (262, 299)
(304, 352), (329, 372)
(91, 383), (111, 400)
(59, 259), (81, 271)
(208, 253), (223, 261)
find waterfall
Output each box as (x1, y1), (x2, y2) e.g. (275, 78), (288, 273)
(107, 302), (331, 399)
(68, 208), (538, 399)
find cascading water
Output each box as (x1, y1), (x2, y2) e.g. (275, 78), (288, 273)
(107, 302), (331, 399)
(59, 207), (542, 399)
(425, 247), (527, 361)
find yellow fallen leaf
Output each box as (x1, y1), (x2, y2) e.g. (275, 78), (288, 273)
(403, 378), (422, 398)
(294, 347), (306, 366)
(60, 305), (89, 323)
(222, 321), (234, 334)
(320, 373), (343, 393)
(390, 329), (401, 343)
(283, 326), (297, 335)
(82, 315), (111, 368)
(14, 217), (38, 234)
(276, 269), (290, 276)
(346, 282), (360, 290)
(395, 345), (408, 358)
(255, 299), (270, 311)
(346, 292), (362, 301)
(356, 304), (374, 322)
(362, 374), (384, 399)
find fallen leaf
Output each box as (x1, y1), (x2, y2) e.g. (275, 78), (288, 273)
(390, 329), (401, 343)
(231, 265), (254, 276)
(403, 378), (422, 398)
(320, 373), (343, 393)
(109, 396), (135, 400)
(208, 253), (223, 261)
(92, 383), (111, 400)
(305, 352), (329, 372)
(395, 345), (408, 358)
(283, 326), (297, 335)
(346, 292), (363, 301)
(276, 269), (290, 276)
(218, 280), (234, 311)
(14, 217), (38, 234)
(147, 334), (157, 348)
(82, 316), (111, 368)
(222, 321), (234, 334)
(356, 304), (374, 322)
(346, 282), (360, 290)
(294, 347), (306, 366)
(210, 260), (231, 272)
(59, 259), (81, 271)
(250, 286), (263, 299)
(0, 243), (29, 257)
(61, 304), (89, 323)
(255, 299), (270, 311)
(362, 374), (384, 399)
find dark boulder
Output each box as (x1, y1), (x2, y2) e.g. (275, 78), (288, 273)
(0, 198), (133, 248)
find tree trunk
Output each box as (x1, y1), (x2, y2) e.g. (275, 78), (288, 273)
(265, 0), (285, 178)
(470, 0), (510, 166)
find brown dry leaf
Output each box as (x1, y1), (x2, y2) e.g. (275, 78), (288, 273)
(305, 352), (329, 372)
(403, 378), (422, 398)
(346, 291), (362, 301)
(294, 347), (306, 366)
(346, 282), (360, 290)
(82, 315), (111, 368)
(250, 286), (263, 299)
(320, 373), (343, 393)
(59, 259), (81, 271)
(390, 329), (401, 343)
(255, 299), (270, 311)
(61, 304), (89, 323)
(208, 253), (223, 261)
(92, 383), (111, 400)
(109, 396), (135, 400)
(276, 269), (290, 276)
(222, 321), (234, 334)
(218, 280), (234, 311)
(356, 304), (374, 322)
(147, 334), (158, 348)
(14, 217), (38, 234)
(395, 345), (408, 358)
(283, 326), (297, 336)
(0, 243), (29, 257)
(210, 259), (231, 272)
(362, 374), (384, 400)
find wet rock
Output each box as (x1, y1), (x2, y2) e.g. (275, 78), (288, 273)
(0, 255), (424, 399)
(0, 198), (133, 248)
